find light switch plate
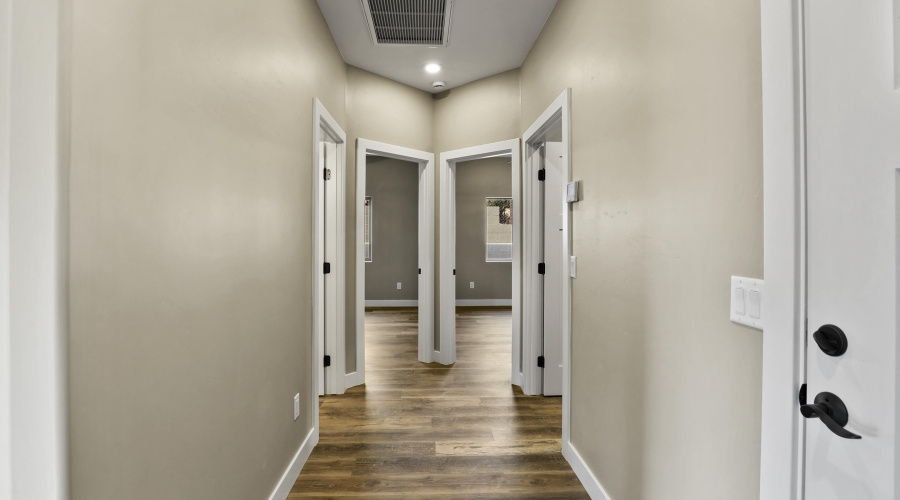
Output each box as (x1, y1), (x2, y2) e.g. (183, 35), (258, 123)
(730, 276), (763, 330)
(293, 393), (300, 421)
(569, 256), (577, 278)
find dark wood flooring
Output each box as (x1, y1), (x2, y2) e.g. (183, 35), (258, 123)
(289, 307), (589, 499)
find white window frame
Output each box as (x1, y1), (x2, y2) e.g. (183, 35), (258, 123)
(484, 196), (513, 263)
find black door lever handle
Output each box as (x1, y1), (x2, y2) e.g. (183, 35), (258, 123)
(800, 391), (861, 440)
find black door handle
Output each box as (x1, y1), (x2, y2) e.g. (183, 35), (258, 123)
(813, 324), (848, 357)
(800, 391), (861, 440)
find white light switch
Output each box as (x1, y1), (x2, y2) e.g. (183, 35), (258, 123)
(397, 282), (402, 289)
(470, 282), (475, 289)
(569, 256), (577, 278)
(734, 288), (746, 315)
(748, 290), (761, 319)
(293, 393), (300, 421)
(730, 276), (763, 330)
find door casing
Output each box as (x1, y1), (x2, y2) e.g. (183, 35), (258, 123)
(438, 139), (521, 373)
(313, 99), (346, 397)
(521, 89), (573, 412)
(356, 139), (435, 368)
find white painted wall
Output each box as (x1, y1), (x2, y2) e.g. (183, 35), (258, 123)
(6, 0), (69, 498)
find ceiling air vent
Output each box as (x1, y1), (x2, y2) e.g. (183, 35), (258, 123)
(361, 0), (453, 46)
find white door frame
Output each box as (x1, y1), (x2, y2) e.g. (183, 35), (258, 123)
(438, 139), (521, 374)
(521, 89), (573, 402)
(760, 1), (808, 498)
(356, 139), (435, 368)
(2, 0), (70, 497)
(312, 99), (346, 397)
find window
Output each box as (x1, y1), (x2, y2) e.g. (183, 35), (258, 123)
(485, 197), (512, 262)
(364, 197), (373, 262)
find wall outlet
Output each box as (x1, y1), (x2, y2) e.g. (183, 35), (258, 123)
(397, 282), (402, 289)
(293, 393), (300, 421)
(470, 282), (475, 288)
(730, 276), (763, 330)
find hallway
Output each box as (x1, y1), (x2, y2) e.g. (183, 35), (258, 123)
(290, 307), (589, 499)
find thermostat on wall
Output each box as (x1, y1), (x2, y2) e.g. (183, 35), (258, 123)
(566, 181), (580, 203)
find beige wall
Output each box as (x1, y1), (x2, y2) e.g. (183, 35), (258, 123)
(364, 157), (420, 301)
(455, 157), (513, 301)
(432, 69), (520, 348)
(344, 66), (433, 372)
(68, 1), (346, 498)
(520, 1), (764, 499)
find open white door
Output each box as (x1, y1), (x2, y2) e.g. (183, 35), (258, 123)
(541, 142), (565, 396)
(802, 1), (899, 497)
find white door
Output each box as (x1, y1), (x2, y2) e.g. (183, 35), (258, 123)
(320, 139), (338, 395)
(803, 1), (899, 497)
(542, 142), (565, 396)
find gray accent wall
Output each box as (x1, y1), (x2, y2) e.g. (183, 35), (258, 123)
(455, 157), (513, 300)
(365, 156), (419, 301)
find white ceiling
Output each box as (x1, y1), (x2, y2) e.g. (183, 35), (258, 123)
(316, 0), (557, 93)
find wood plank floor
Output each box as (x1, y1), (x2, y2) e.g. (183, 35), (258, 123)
(289, 307), (589, 499)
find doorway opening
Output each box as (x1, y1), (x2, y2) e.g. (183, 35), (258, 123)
(354, 140), (435, 386)
(521, 89), (574, 435)
(438, 139), (521, 378)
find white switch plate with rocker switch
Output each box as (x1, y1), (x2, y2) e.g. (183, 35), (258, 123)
(293, 393), (300, 421)
(470, 282), (475, 288)
(397, 282), (401, 289)
(730, 276), (763, 330)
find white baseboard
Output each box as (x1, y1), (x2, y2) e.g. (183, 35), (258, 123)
(455, 299), (512, 306)
(365, 300), (418, 307)
(345, 371), (363, 389)
(563, 440), (612, 500)
(268, 427), (317, 500)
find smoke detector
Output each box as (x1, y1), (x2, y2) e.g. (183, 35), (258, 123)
(361, 0), (454, 46)
(433, 81), (446, 89)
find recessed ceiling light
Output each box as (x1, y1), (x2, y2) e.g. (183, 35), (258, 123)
(424, 63), (442, 74)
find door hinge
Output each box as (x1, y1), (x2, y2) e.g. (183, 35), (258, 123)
(538, 168), (546, 181)
(538, 263), (545, 275)
(418, 268), (422, 275)
(537, 355), (545, 368)
(324, 168), (331, 181)
(798, 383), (807, 406)
(453, 269), (456, 276)
(323, 262), (331, 274)
(324, 355), (331, 367)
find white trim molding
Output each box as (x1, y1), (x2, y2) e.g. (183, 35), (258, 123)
(0, 0), (12, 494)
(439, 139), (522, 372)
(365, 300), (419, 307)
(312, 98), (347, 397)
(267, 427), (317, 500)
(521, 89), (571, 402)
(563, 441), (612, 500)
(455, 299), (512, 306)
(760, 0), (807, 498)
(5, 0), (70, 497)
(356, 139), (435, 369)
